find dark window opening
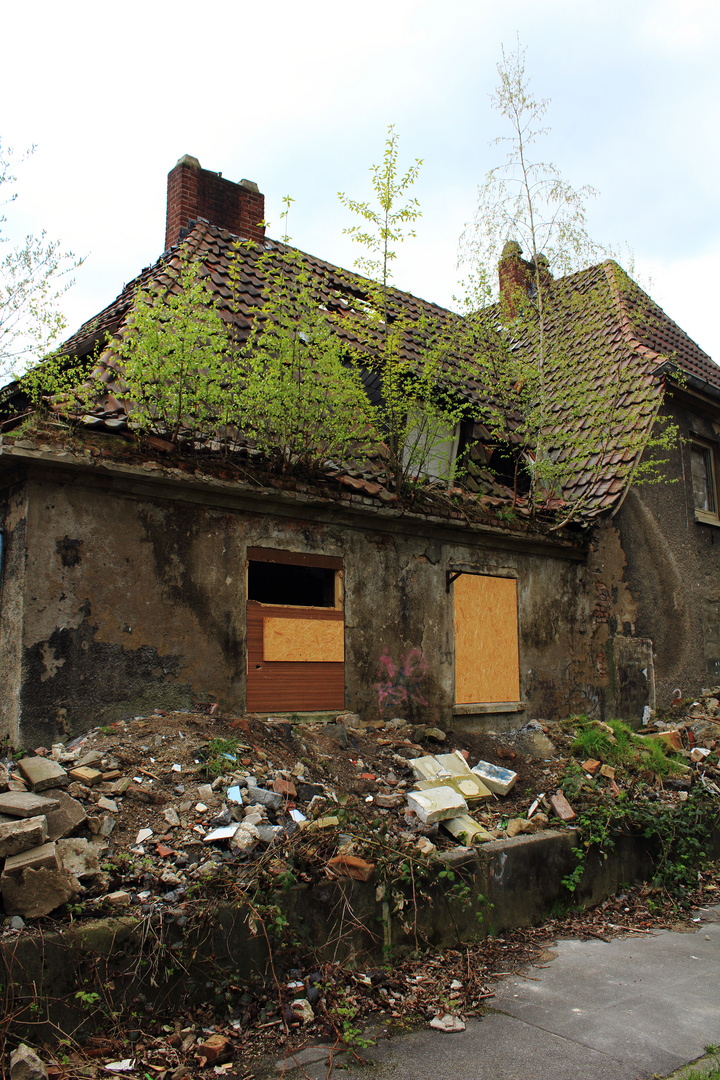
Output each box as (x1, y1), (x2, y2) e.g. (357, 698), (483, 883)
(248, 561), (337, 607)
(459, 427), (531, 497)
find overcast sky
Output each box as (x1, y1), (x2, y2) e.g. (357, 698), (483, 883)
(3, 0), (720, 366)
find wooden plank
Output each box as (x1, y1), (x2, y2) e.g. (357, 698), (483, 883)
(453, 574), (520, 704)
(263, 617), (344, 662)
(246, 602), (345, 711)
(247, 547), (343, 569)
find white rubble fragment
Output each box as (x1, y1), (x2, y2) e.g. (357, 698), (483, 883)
(429, 1013), (466, 1032)
(471, 759), (518, 796)
(406, 786), (468, 824)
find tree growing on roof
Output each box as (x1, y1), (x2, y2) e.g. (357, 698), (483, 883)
(227, 202), (375, 476)
(459, 44), (678, 526)
(339, 128), (467, 495)
(0, 141), (83, 379)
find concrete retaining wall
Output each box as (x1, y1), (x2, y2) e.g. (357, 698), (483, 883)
(0, 827), (658, 1042)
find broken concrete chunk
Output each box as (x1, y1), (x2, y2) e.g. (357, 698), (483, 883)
(336, 712), (362, 729)
(163, 806), (181, 828)
(0, 815), (48, 858)
(549, 791), (577, 822)
(0, 792), (60, 818)
(96, 797), (118, 813)
(406, 786), (468, 824)
(68, 766), (102, 786)
(0, 764), (9, 793)
(246, 785), (283, 811)
(17, 757), (69, 792)
(412, 726), (446, 743)
(506, 817), (538, 838)
(326, 855), (375, 882)
(429, 1013), (465, 1032)
(229, 822), (259, 855)
(442, 814), (493, 844)
(44, 791), (87, 841)
(471, 759), (518, 796)
(56, 838), (107, 883)
(10, 1044), (48, 1080)
(1, 847), (82, 918)
(75, 750), (104, 769)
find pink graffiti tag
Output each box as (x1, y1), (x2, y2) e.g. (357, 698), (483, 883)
(374, 647), (428, 713)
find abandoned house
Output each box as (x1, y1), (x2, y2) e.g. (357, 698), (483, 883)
(0, 155), (718, 747)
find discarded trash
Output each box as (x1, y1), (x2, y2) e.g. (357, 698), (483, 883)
(429, 1013), (466, 1032)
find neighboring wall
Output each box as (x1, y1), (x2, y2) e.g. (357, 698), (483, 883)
(0, 453), (660, 745)
(609, 394), (720, 709)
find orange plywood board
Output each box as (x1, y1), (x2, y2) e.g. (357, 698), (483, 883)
(263, 617), (345, 663)
(454, 574), (520, 704)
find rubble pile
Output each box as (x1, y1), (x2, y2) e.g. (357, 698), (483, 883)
(0, 688), (718, 927)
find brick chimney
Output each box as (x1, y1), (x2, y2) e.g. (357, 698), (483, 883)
(165, 154), (266, 250)
(498, 241), (552, 318)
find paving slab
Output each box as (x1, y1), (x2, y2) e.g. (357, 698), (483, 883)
(17, 756), (69, 791)
(0, 792), (60, 818)
(282, 906), (720, 1080)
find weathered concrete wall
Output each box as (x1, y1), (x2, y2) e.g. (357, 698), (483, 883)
(0, 482), (28, 745)
(611, 397), (720, 709)
(0, 828), (661, 1043)
(0, 449), (668, 743)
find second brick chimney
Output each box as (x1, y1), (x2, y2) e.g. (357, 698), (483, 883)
(165, 155), (266, 250)
(498, 240), (552, 318)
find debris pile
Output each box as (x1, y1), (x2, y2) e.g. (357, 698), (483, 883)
(0, 689), (718, 926)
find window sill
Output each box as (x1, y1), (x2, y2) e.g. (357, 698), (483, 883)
(452, 701), (526, 716)
(694, 510), (720, 527)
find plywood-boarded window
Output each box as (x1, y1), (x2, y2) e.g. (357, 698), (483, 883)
(453, 573), (520, 704)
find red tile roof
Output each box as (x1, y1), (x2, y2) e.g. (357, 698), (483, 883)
(24, 224), (720, 524)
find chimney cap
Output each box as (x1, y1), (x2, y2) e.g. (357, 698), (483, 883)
(239, 178), (259, 193)
(501, 240), (523, 259)
(175, 153), (201, 169)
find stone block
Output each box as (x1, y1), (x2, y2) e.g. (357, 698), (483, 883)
(68, 766), (102, 786)
(0, 816), (48, 858)
(0, 792), (60, 818)
(471, 759), (518, 796)
(44, 791), (87, 841)
(406, 786), (468, 824)
(17, 757), (69, 792)
(0, 764), (10, 793)
(4, 841), (59, 874)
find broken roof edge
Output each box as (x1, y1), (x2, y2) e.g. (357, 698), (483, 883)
(0, 430), (588, 560)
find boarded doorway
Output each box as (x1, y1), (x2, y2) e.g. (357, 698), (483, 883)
(246, 548), (345, 712)
(453, 573), (520, 705)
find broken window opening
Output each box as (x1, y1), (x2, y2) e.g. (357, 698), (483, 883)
(690, 441), (719, 525)
(247, 561), (339, 608)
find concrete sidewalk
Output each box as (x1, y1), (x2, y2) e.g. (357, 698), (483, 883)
(272, 903), (720, 1080)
